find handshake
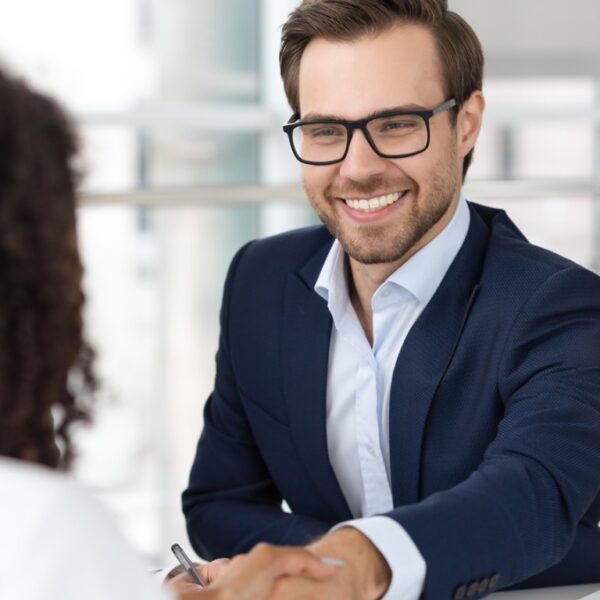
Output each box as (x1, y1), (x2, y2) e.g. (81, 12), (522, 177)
(164, 527), (391, 600)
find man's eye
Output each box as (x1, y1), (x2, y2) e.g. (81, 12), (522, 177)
(379, 119), (419, 132)
(305, 126), (344, 139)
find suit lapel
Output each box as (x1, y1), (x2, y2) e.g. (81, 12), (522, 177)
(282, 242), (353, 522)
(389, 206), (489, 505)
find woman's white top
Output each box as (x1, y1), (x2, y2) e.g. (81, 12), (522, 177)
(0, 457), (173, 600)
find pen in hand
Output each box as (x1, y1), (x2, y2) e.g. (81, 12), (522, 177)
(171, 543), (205, 588)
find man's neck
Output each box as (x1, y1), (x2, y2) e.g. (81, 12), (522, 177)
(347, 195), (462, 345)
(348, 262), (382, 346)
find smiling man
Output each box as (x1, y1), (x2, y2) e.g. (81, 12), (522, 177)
(183, 1), (600, 599)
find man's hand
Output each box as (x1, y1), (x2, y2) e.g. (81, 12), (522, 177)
(166, 570), (205, 595)
(164, 557), (231, 591)
(198, 558), (231, 586)
(269, 527), (391, 600)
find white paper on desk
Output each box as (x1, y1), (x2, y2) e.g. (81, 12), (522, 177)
(578, 591), (600, 600)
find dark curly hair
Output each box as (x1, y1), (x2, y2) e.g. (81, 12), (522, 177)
(0, 65), (97, 470)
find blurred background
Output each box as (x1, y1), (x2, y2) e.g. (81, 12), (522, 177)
(0, 0), (598, 568)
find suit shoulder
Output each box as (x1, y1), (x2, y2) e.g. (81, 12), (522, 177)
(224, 225), (332, 319)
(485, 211), (597, 286)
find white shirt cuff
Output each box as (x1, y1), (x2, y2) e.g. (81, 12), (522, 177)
(331, 516), (426, 600)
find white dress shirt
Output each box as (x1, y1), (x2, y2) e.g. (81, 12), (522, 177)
(314, 195), (470, 599)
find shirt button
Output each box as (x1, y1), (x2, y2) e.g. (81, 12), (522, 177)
(380, 289), (390, 298)
(368, 446), (377, 458)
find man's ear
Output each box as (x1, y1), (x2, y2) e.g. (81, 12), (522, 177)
(457, 90), (485, 159)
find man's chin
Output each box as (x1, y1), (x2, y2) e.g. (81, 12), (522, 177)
(347, 252), (406, 266)
(319, 214), (417, 264)
(341, 241), (409, 266)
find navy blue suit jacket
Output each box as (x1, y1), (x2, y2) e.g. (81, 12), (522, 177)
(183, 203), (600, 598)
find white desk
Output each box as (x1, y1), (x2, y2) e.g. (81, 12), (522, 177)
(489, 584), (600, 599)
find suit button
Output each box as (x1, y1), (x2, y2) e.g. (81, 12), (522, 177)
(467, 581), (479, 597)
(489, 573), (501, 590)
(453, 584), (467, 600)
(477, 578), (490, 594)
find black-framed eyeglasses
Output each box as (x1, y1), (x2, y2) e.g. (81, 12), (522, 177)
(283, 98), (457, 165)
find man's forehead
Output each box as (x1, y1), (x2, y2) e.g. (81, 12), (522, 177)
(297, 23), (444, 118)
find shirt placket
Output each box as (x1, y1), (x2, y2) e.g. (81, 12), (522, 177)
(355, 309), (394, 517)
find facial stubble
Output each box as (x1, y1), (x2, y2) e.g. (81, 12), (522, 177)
(304, 152), (461, 266)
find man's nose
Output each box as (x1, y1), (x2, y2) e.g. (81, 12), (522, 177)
(338, 129), (387, 181)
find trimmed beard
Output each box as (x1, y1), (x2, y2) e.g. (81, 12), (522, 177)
(304, 154), (461, 265)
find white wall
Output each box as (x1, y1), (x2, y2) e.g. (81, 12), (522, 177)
(450, 0), (600, 76)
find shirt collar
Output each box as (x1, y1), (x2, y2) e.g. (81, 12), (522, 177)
(315, 235), (349, 326)
(387, 192), (470, 305)
(315, 193), (471, 315)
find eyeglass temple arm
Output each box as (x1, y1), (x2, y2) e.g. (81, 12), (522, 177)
(432, 98), (458, 115)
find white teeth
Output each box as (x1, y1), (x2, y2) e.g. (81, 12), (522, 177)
(345, 191), (405, 212)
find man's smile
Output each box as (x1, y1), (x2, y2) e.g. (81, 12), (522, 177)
(341, 190), (408, 212)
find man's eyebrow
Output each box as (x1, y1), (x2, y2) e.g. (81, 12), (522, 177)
(301, 104), (429, 122)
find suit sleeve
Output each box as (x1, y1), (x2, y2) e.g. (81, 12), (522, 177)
(182, 242), (330, 560)
(384, 266), (600, 599)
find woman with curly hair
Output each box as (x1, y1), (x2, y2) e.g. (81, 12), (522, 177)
(0, 65), (337, 600)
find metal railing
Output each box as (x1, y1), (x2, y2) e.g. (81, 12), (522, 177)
(81, 178), (600, 207)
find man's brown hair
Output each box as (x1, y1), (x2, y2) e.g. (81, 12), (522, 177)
(280, 0), (484, 178)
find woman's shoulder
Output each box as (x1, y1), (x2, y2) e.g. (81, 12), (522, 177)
(0, 457), (75, 508)
(0, 457), (172, 599)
